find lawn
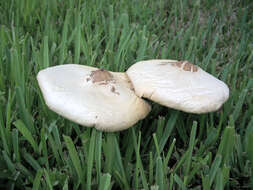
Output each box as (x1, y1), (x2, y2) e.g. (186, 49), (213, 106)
(0, 0), (253, 189)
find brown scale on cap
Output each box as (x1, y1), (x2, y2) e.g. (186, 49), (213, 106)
(89, 69), (114, 84)
(176, 61), (183, 68)
(158, 62), (168, 66)
(169, 61), (198, 72)
(192, 65), (198, 72)
(183, 61), (192, 71)
(110, 86), (120, 95)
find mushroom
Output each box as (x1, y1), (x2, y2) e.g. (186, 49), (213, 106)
(37, 64), (151, 132)
(126, 59), (229, 114)
(37, 60), (230, 131)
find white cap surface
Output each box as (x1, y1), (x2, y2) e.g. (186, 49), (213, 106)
(126, 59), (229, 113)
(37, 64), (150, 131)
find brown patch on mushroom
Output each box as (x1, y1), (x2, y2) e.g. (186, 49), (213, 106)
(124, 74), (135, 91)
(175, 61), (198, 72)
(158, 62), (168, 66)
(111, 86), (115, 92)
(86, 78), (91, 82)
(183, 61), (192, 71)
(90, 69), (114, 83)
(176, 61), (183, 68)
(111, 86), (120, 95)
(170, 61), (183, 68)
(192, 65), (198, 72)
(98, 82), (109, 85)
(159, 60), (198, 72)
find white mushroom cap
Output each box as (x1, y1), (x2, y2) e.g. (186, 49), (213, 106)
(126, 59), (229, 114)
(37, 64), (150, 131)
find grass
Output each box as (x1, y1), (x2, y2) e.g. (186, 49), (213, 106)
(0, 0), (252, 189)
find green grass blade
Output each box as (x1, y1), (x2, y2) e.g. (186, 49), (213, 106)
(13, 120), (39, 154)
(169, 173), (174, 190)
(136, 26), (148, 61)
(153, 133), (160, 156)
(217, 126), (235, 165)
(48, 130), (61, 166)
(103, 133), (114, 174)
(74, 12), (81, 65)
(44, 168), (53, 190)
(173, 150), (189, 174)
(131, 128), (149, 190)
(59, 10), (70, 65)
(184, 121), (197, 184)
(95, 131), (102, 184)
(63, 177), (69, 190)
(2, 150), (15, 173)
(112, 134), (130, 189)
(43, 36), (49, 69)
(209, 154), (222, 185)
(5, 89), (13, 144)
(12, 129), (20, 162)
(155, 156), (165, 190)
(86, 128), (96, 190)
(98, 173), (111, 190)
(51, 123), (65, 162)
(158, 111), (178, 154)
(202, 175), (211, 190)
(16, 87), (35, 134)
(0, 109), (10, 155)
(23, 151), (42, 171)
(32, 169), (43, 190)
(149, 151), (153, 185)
(232, 79), (253, 121)
(40, 127), (49, 169)
(164, 138), (176, 168)
(203, 34), (219, 69)
(246, 132), (253, 187)
(174, 174), (187, 190)
(63, 135), (83, 186)
(215, 169), (223, 190)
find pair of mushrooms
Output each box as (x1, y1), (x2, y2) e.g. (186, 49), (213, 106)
(37, 60), (229, 132)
